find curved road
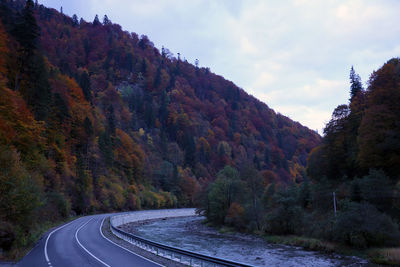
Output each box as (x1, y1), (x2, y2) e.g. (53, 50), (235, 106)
(17, 214), (162, 267)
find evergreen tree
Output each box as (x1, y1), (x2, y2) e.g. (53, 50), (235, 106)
(93, 14), (100, 26)
(103, 15), (111, 25)
(79, 71), (91, 102)
(184, 133), (196, 167)
(84, 117), (93, 137)
(0, 0), (14, 30)
(349, 66), (363, 101)
(72, 14), (79, 26)
(141, 58), (147, 74)
(11, 2), (51, 120)
(253, 155), (261, 170)
(99, 131), (113, 165)
(106, 105), (116, 136)
(52, 92), (69, 123)
(13, 0), (39, 57)
(264, 146), (271, 168)
(153, 67), (161, 89)
(159, 90), (169, 126)
(26, 53), (52, 120)
(11, 0), (40, 91)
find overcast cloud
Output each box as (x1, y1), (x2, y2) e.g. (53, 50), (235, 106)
(40, 0), (400, 133)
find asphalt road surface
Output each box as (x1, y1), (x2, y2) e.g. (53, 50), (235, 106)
(17, 214), (162, 267)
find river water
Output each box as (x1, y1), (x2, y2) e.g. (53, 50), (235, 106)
(126, 216), (374, 267)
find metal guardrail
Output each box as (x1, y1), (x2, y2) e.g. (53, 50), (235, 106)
(109, 211), (253, 267)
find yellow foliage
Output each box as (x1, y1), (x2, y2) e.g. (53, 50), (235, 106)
(109, 182), (125, 209)
(116, 129), (134, 153)
(138, 128), (145, 136)
(0, 87), (45, 159)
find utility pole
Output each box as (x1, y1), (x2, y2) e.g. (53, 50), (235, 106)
(333, 191), (337, 217)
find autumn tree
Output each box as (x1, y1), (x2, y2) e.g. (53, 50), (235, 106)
(0, 147), (42, 248)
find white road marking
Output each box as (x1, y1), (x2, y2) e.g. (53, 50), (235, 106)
(44, 220), (76, 266)
(99, 217), (164, 267)
(75, 218), (111, 267)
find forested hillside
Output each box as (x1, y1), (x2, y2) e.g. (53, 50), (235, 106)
(201, 59), (400, 251)
(0, 0), (320, 256)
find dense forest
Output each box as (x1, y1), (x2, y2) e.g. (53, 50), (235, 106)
(0, 0), (320, 257)
(201, 59), (400, 250)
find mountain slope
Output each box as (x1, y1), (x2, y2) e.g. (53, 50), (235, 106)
(0, 0), (320, 256)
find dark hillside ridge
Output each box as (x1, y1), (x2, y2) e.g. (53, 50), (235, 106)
(0, 0), (320, 255)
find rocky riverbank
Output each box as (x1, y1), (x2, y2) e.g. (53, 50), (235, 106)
(122, 216), (373, 267)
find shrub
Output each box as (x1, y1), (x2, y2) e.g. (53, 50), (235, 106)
(303, 212), (335, 241)
(0, 221), (14, 251)
(333, 201), (400, 248)
(264, 187), (304, 235)
(225, 202), (245, 229)
(45, 192), (70, 219)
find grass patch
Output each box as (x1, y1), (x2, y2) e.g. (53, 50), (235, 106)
(263, 235), (336, 253)
(218, 226), (235, 234)
(368, 248), (400, 265)
(263, 234), (400, 265)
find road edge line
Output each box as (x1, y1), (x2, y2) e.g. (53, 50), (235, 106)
(75, 218), (111, 267)
(99, 216), (164, 267)
(44, 219), (76, 266)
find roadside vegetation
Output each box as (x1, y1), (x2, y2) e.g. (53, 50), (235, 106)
(198, 60), (400, 265)
(0, 0), (319, 259)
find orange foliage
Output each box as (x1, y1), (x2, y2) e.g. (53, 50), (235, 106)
(0, 87), (45, 155)
(261, 170), (280, 185)
(225, 202), (245, 227)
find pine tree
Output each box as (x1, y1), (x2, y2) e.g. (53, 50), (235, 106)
(79, 71), (91, 102)
(11, 0), (40, 91)
(52, 93), (69, 123)
(11, 1), (51, 120)
(159, 90), (169, 126)
(26, 53), (52, 120)
(72, 14), (79, 26)
(349, 66), (363, 101)
(184, 133), (196, 167)
(106, 105), (116, 136)
(93, 14), (100, 26)
(13, 0), (39, 57)
(103, 15), (111, 25)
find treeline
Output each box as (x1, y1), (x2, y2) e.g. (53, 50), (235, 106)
(0, 0), (319, 257)
(202, 60), (400, 249)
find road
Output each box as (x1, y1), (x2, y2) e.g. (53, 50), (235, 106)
(17, 214), (162, 267)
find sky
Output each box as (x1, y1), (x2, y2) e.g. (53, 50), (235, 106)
(40, 0), (400, 133)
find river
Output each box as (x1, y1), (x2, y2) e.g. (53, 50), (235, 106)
(123, 216), (374, 267)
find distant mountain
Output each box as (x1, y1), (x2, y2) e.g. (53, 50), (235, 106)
(0, 0), (320, 255)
